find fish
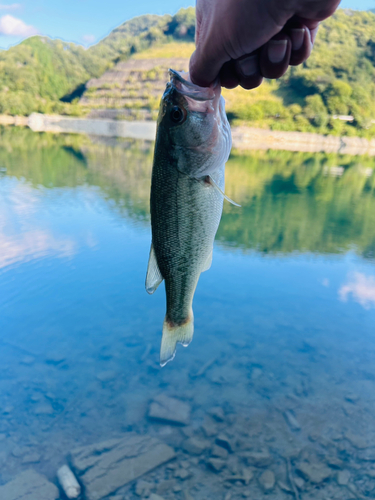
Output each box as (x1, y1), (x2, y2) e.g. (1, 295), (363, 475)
(146, 69), (234, 367)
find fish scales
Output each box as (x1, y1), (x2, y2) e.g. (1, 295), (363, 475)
(151, 145), (224, 324)
(146, 69), (232, 366)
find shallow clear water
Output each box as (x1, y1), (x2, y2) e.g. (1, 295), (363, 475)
(1, 128), (375, 499)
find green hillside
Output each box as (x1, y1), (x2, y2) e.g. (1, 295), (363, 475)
(0, 36), (105, 115)
(103, 9), (375, 137)
(203, 9), (375, 137)
(0, 9), (194, 116)
(0, 7), (374, 137)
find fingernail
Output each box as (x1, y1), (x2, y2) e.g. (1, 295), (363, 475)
(291, 28), (305, 51)
(268, 39), (287, 64)
(237, 55), (258, 76)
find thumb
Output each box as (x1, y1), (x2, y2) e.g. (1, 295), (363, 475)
(189, 43), (230, 88)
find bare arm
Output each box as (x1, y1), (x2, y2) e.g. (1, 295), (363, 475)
(189, 0), (341, 89)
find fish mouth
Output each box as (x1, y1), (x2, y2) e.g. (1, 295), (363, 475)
(168, 69), (216, 102)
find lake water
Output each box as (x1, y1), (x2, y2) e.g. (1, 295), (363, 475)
(1, 128), (375, 499)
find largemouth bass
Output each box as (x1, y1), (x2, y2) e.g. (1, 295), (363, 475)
(146, 69), (233, 366)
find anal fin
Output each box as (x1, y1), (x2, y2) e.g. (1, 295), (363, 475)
(145, 243), (163, 294)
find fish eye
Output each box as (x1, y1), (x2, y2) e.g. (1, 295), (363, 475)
(170, 106), (185, 124)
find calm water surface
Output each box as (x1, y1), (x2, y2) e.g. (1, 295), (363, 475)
(1, 128), (375, 499)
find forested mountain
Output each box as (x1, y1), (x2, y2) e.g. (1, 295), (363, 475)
(222, 9), (375, 136)
(0, 7), (374, 137)
(0, 9), (194, 115)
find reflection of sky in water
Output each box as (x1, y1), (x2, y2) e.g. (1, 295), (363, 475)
(340, 272), (375, 309)
(1, 135), (375, 498)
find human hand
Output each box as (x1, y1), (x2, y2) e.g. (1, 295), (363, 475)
(189, 0), (341, 89)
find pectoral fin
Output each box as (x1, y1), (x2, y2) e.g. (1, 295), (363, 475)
(208, 175), (241, 207)
(145, 243), (163, 294)
(202, 249), (213, 272)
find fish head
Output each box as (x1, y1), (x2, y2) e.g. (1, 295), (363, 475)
(156, 69), (232, 178)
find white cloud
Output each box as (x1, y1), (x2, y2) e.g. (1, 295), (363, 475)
(0, 14), (37, 36)
(339, 272), (375, 309)
(82, 34), (95, 44)
(0, 4), (22, 10)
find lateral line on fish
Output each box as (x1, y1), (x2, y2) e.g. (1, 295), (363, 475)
(207, 175), (241, 207)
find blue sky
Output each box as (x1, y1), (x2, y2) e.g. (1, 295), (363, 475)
(0, 0), (373, 49)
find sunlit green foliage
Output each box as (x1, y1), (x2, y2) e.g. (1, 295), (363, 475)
(165, 7), (196, 40)
(275, 9), (375, 134)
(0, 36), (107, 115)
(0, 7), (374, 137)
(0, 11), (190, 116)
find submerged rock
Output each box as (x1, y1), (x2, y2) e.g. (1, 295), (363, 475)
(208, 407), (225, 422)
(96, 370), (117, 382)
(345, 432), (368, 449)
(183, 437), (210, 455)
(174, 468), (192, 480)
(135, 479), (153, 496)
(336, 470), (351, 486)
(45, 352), (65, 364)
(207, 458), (226, 472)
(21, 452), (41, 464)
(225, 468), (254, 485)
(294, 476), (305, 490)
(156, 480), (176, 495)
(284, 411), (301, 431)
(326, 456), (344, 469)
(278, 480), (293, 493)
(34, 403), (54, 415)
(296, 461), (332, 484)
(57, 465), (81, 499)
(71, 434), (175, 500)
(215, 434), (234, 453)
(242, 450), (272, 468)
(259, 469), (275, 491)
(201, 421), (218, 437)
(211, 444), (228, 459)
(0, 469), (59, 500)
(148, 395), (191, 425)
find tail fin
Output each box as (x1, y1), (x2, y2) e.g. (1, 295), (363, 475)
(160, 313), (194, 367)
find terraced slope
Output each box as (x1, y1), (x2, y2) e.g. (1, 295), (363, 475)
(80, 9), (375, 137)
(81, 43), (193, 120)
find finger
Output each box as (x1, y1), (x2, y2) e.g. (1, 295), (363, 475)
(310, 25), (319, 45)
(291, 17), (320, 44)
(259, 35), (292, 80)
(289, 26), (312, 66)
(235, 54), (263, 90)
(219, 60), (240, 89)
(190, 44), (230, 88)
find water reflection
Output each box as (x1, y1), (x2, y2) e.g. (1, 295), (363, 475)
(220, 150), (375, 257)
(0, 128), (375, 499)
(339, 272), (375, 309)
(0, 180), (76, 268)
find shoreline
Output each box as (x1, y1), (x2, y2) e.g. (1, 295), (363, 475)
(1, 113), (375, 156)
